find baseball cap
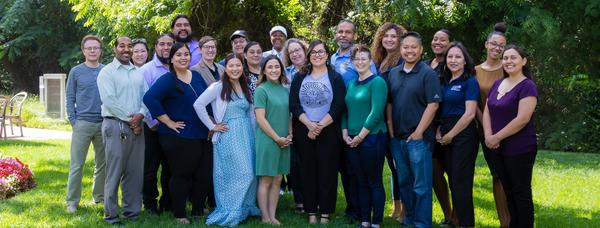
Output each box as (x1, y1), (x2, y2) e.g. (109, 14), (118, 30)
(230, 30), (248, 41)
(269, 26), (287, 37)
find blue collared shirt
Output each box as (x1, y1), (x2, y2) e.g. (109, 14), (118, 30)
(285, 65), (299, 82)
(140, 54), (169, 127)
(189, 39), (202, 68)
(97, 58), (148, 121)
(330, 48), (377, 87)
(440, 74), (480, 118)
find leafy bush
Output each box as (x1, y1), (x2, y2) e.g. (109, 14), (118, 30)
(537, 76), (600, 153)
(0, 156), (36, 199)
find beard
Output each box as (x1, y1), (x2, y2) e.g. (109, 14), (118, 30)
(175, 33), (192, 43)
(337, 40), (352, 50)
(157, 55), (170, 64)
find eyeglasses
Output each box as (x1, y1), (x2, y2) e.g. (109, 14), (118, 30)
(288, 48), (304, 56)
(132, 38), (147, 44)
(84, 47), (101, 51)
(488, 41), (505, 50)
(202, 45), (216, 50)
(310, 50), (326, 56)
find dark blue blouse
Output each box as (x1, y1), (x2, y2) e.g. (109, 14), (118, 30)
(143, 71), (209, 139)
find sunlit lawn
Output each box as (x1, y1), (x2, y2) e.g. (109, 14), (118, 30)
(0, 139), (598, 227)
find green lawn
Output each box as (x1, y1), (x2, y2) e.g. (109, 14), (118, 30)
(20, 96), (72, 131)
(0, 139), (598, 227)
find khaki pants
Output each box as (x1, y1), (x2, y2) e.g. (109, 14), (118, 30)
(66, 120), (106, 206)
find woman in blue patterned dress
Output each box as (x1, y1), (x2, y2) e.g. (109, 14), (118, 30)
(194, 53), (260, 226)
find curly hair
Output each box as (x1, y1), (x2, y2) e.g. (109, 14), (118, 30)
(371, 22), (407, 73)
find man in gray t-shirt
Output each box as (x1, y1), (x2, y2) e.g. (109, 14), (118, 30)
(65, 35), (106, 214)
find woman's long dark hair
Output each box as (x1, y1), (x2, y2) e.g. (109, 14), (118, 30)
(300, 40), (330, 75)
(168, 42), (190, 93)
(502, 44), (533, 80)
(441, 42), (475, 84)
(221, 53), (253, 103)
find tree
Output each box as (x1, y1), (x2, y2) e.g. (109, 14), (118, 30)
(0, 0), (87, 93)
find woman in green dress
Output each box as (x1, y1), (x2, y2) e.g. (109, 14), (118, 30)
(254, 55), (292, 225)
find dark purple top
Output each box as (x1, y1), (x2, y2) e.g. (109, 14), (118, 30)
(487, 78), (538, 156)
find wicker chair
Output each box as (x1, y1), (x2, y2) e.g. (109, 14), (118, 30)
(1, 92), (28, 139)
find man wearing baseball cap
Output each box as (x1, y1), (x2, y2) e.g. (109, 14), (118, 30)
(262, 25), (287, 59)
(218, 30), (249, 65)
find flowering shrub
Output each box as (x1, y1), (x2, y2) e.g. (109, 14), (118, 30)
(0, 156), (36, 199)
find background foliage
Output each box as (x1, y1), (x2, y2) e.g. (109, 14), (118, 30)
(0, 0), (598, 152)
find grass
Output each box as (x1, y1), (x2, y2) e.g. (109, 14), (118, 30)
(0, 139), (598, 227)
(20, 96), (72, 131)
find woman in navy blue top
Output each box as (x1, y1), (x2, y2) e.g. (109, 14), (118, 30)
(143, 42), (209, 224)
(436, 42), (480, 228)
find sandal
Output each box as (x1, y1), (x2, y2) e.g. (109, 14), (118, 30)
(308, 213), (318, 224)
(320, 214), (330, 224)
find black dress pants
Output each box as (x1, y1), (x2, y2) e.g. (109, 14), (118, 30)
(496, 151), (536, 228)
(293, 122), (340, 214)
(142, 124), (171, 212)
(159, 134), (212, 218)
(441, 118), (479, 227)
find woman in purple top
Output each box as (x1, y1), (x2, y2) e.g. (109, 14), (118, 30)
(483, 45), (538, 228)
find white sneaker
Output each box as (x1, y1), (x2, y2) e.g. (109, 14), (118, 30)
(66, 205), (77, 213)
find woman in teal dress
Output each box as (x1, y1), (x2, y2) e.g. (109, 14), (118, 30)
(254, 55), (292, 225)
(193, 53), (260, 226)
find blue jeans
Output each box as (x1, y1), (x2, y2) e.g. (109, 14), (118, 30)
(390, 138), (432, 228)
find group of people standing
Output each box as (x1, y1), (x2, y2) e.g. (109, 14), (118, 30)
(65, 13), (538, 228)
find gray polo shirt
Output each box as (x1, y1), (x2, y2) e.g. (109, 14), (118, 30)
(66, 63), (105, 124)
(387, 61), (442, 141)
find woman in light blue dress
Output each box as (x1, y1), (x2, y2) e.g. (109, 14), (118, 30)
(194, 53), (260, 226)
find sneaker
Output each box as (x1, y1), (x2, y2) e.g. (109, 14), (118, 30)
(66, 205), (77, 213)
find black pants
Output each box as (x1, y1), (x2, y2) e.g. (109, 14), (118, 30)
(142, 124), (171, 212)
(441, 118), (479, 227)
(159, 134), (212, 218)
(203, 142), (216, 208)
(341, 144), (360, 218)
(294, 122), (340, 214)
(496, 152), (536, 228)
(289, 146), (304, 204)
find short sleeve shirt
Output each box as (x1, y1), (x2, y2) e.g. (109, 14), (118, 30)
(254, 80), (290, 137)
(300, 72), (333, 122)
(440, 75), (480, 118)
(488, 78), (538, 156)
(387, 61), (442, 140)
